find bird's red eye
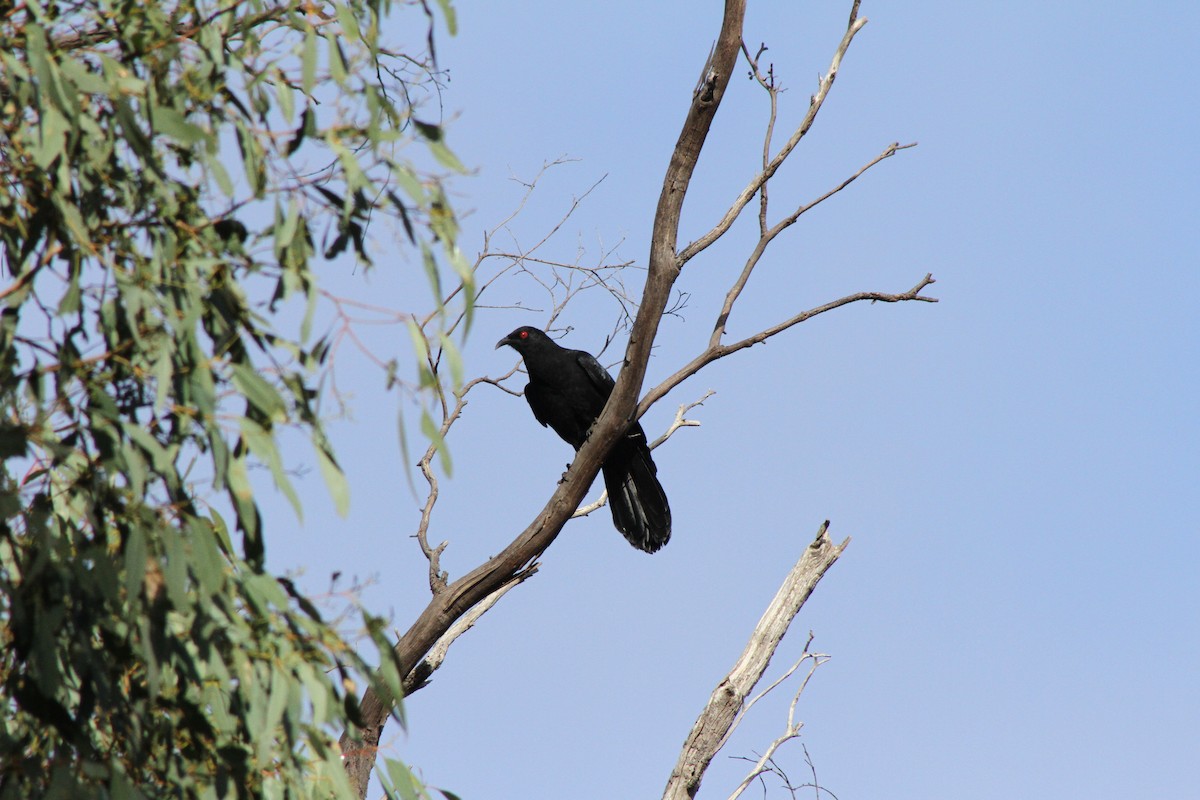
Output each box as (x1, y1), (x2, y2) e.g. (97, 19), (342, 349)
(519, 330), (529, 339)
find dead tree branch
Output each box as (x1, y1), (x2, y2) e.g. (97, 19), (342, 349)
(662, 522), (848, 800)
(725, 639), (830, 800)
(641, 273), (936, 417)
(709, 141), (919, 350)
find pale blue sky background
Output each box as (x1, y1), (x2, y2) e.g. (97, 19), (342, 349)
(264, 2), (1198, 798)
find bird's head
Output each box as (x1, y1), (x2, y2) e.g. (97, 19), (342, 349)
(495, 325), (547, 353)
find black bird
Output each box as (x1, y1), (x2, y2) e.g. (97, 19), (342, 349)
(496, 326), (671, 553)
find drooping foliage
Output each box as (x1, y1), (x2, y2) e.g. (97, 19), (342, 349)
(0, 1), (466, 797)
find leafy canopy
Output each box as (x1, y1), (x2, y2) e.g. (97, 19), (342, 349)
(0, 0), (466, 797)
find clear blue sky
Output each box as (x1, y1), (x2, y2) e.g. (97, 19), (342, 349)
(263, 2), (1199, 798)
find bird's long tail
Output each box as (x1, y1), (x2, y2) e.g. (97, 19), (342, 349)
(602, 435), (671, 553)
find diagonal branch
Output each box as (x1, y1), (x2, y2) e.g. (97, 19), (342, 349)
(662, 522), (848, 800)
(641, 274), (937, 418)
(338, 3), (748, 796)
(401, 566), (537, 695)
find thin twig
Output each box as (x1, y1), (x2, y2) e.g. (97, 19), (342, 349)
(680, 13), (870, 266)
(642, 274), (937, 419)
(709, 141), (919, 349)
(413, 373), (515, 593)
(574, 390), (715, 519)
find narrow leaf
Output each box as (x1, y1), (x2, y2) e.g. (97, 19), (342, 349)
(231, 362), (288, 422)
(314, 437), (350, 517)
(239, 418), (303, 521)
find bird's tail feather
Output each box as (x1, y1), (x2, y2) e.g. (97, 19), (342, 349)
(602, 440), (671, 553)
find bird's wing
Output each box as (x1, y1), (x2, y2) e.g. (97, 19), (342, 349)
(575, 352), (616, 398)
(523, 382), (552, 428)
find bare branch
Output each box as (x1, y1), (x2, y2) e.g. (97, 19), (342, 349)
(680, 12), (870, 266)
(413, 373), (517, 594)
(724, 272), (937, 353)
(649, 390), (716, 450)
(662, 522), (848, 800)
(740, 40), (780, 237)
(641, 274), (937, 418)
(725, 645), (830, 800)
(401, 566), (537, 695)
(721, 632), (818, 753)
(708, 141), (919, 350)
(432, 160), (607, 339)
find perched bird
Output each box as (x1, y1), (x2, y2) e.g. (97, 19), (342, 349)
(496, 326), (671, 553)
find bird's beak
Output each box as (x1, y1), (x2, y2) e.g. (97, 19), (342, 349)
(495, 336), (512, 350)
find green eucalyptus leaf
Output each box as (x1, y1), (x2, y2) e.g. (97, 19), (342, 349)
(231, 362), (288, 422)
(436, 0), (459, 35)
(314, 436), (350, 517)
(240, 418), (302, 521)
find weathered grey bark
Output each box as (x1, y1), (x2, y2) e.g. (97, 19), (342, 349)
(662, 523), (849, 800)
(338, 3), (749, 795)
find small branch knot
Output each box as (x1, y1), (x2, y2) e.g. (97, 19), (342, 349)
(696, 69), (719, 102)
